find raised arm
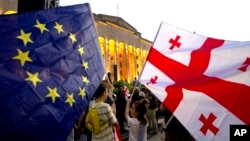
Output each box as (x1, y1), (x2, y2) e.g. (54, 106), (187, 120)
(125, 98), (131, 121)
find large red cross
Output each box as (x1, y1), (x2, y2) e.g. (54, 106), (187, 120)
(199, 113), (219, 135)
(147, 37), (250, 125)
(169, 35), (181, 50)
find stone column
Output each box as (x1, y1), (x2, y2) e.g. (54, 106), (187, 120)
(133, 46), (137, 80)
(115, 40), (119, 81)
(105, 37), (110, 72)
(125, 43), (129, 82)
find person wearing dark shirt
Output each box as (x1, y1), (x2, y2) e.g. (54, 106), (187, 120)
(130, 87), (141, 107)
(115, 84), (128, 133)
(145, 88), (159, 134)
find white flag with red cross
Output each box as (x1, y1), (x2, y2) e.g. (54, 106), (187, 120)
(138, 22), (250, 141)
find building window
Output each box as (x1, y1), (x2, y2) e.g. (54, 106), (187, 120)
(120, 71), (122, 75)
(120, 54), (122, 58)
(120, 62), (122, 67)
(136, 64), (139, 68)
(136, 56), (138, 59)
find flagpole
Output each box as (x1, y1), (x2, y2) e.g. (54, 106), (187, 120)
(116, 4), (119, 17)
(136, 23), (163, 87)
(163, 114), (174, 129)
(160, 103), (174, 131)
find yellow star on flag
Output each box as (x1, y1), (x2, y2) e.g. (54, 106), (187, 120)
(46, 87), (61, 103)
(54, 22), (64, 34)
(82, 76), (90, 85)
(12, 49), (32, 66)
(79, 87), (86, 99)
(77, 45), (85, 56)
(16, 29), (34, 46)
(82, 61), (89, 70)
(34, 20), (49, 33)
(25, 71), (42, 87)
(69, 33), (76, 43)
(65, 93), (75, 107)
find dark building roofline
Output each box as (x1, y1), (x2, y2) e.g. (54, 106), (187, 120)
(93, 13), (142, 37)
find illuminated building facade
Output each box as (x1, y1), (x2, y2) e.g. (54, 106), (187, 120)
(94, 14), (152, 82)
(0, 0), (17, 14)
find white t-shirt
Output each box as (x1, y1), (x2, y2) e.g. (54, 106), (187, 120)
(128, 117), (147, 141)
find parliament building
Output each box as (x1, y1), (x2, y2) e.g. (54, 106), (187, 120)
(0, 0), (152, 83)
(94, 14), (152, 82)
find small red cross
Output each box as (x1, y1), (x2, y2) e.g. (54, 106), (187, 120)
(199, 112), (219, 135)
(238, 57), (250, 72)
(169, 35), (181, 50)
(146, 75), (158, 85)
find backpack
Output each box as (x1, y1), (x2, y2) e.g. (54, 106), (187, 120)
(85, 103), (101, 134)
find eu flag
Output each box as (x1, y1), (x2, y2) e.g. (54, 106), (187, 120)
(0, 3), (105, 141)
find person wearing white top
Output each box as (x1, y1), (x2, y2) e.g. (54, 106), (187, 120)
(125, 98), (148, 141)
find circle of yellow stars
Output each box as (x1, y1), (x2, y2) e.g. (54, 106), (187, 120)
(12, 20), (90, 107)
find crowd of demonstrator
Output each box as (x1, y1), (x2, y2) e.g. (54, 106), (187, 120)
(73, 73), (194, 141)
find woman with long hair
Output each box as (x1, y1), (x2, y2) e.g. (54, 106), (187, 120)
(125, 98), (149, 141)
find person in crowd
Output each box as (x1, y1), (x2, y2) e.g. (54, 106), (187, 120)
(115, 83), (128, 133)
(145, 88), (159, 134)
(105, 72), (114, 94)
(88, 81), (118, 141)
(139, 87), (146, 98)
(132, 77), (138, 86)
(75, 107), (92, 141)
(160, 104), (195, 141)
(130, 87), (141, 107)
(105, 83), (123, 141)
(103, 79), (116, 114)
(123, 85), (130, 100)
(125, 98), (148, 141)
(75, 80), (117, 141)
(105, 72), (112, 84)
(106, 91), (116, 115)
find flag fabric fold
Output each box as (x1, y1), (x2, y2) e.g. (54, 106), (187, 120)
(0, 3), (105, 141)
(139, 22), (250, 141)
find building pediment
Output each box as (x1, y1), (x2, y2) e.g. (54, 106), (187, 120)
(94, 14), (141, 36)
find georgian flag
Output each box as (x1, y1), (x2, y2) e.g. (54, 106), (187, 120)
(139, 22), (250, 141)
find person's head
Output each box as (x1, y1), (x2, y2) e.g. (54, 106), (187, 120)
(140, 87), (146, 92)
(134, 87), (140, 94)
(143, 88), (150, 96)
(138, 95), (146, 102)
(103, 80), (112, 92)
(107, 72), (111, 76)
(107, 72), (111, 78)
(131, 87), (140, 103)
(117, 83), (124, 92)
(106, 72), (112, 83)
(93, 81), (109, 101)
(130, 99), (148, 125)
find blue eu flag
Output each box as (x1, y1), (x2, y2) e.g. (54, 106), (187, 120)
(0, 3), (105, 141)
